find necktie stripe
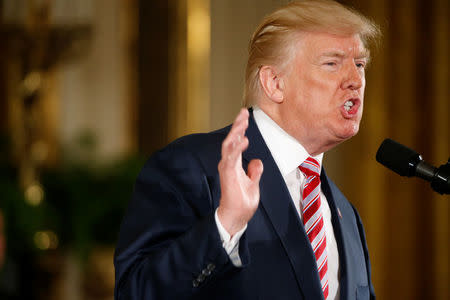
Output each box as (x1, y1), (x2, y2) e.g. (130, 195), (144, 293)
(303, 182), (320, 203)
(299, 157), (328, 299)
(301, 165), (319, 176)
(318, 259), (328, 279)
(314, 236), (327, 260)
(302, 195), (320, 221)
(305, 213), (323, 237)
(323, 284), (329, 299)
(321, 276), (329, 289)
(304, 158), (320, 170)
(323, 280), (329, 293)
(311, 229), (326, 251)
(303, 207), (321, 227)
(305, 157), (321, 168)
(302, 163), (317, 172)
(302, 181), (320, 202)
(316, 252), (327, 271)
(308, 221), (324, 247)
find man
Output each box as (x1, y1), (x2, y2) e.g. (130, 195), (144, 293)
(114, 0), (380, 299)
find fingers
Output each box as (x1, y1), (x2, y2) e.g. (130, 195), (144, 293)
(226, 109), (249, 147)
(247, 159), (263, 184)
(221, 109), (250, 163)
(216, 110), (261, 234)
(229, 108), (249, 137)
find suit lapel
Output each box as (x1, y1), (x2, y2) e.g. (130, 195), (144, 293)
(243, 110), (324, 299)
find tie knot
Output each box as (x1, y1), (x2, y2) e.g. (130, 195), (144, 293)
(299, 157), (321, 177)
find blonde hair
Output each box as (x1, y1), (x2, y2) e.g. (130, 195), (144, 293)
(244, 0), (381, 107)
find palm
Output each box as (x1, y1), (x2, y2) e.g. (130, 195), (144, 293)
(217, 109), (263, 236)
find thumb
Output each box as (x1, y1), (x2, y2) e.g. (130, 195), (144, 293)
(247, 159), (263, 184)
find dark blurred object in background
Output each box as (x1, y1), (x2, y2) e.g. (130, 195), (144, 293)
(0, 133), (144, 299)
(0, 205), (20, 300)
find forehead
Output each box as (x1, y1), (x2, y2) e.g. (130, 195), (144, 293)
(294, 31), (368, 59)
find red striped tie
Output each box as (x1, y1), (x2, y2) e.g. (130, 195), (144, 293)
(299, 157), (329, 299)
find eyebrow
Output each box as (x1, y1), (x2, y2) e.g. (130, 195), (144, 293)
(321, 51), (345, 58)
(321, 49), (371, 60)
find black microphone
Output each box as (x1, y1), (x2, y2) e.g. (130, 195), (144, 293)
(376, 138), (450, 195)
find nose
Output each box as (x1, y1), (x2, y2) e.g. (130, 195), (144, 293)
(341, 63), (363, 90)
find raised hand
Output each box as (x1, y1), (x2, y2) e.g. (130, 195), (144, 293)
(217, 108), (264, 237)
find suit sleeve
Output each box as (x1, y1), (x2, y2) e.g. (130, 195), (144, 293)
(352, 205), (376, 299)
(113, 144), (241, 299)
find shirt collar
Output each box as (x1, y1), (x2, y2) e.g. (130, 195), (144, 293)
(252, 106), (323, 176)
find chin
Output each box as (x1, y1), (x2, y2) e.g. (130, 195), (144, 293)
(336, 123), (360, 141)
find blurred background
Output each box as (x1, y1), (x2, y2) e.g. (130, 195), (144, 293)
(0, 0), (447, 299)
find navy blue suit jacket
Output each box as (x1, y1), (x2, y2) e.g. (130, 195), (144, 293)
(114, 111), (375, 299)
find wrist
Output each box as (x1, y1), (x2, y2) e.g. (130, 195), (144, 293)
(217, 206), (247, 237)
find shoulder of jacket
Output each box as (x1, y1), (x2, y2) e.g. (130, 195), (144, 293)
(142, 125), (231, 173)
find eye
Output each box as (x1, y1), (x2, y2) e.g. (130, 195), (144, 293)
(355, 61), (366, 69)
(324, 61), (337, 66)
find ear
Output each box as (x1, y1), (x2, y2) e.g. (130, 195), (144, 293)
(259, 66), (284, 103)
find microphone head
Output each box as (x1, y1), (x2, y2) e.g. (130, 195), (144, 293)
(376, 138), (422, 177)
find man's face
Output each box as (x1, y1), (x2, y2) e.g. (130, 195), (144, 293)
(278, 32), (368, 155)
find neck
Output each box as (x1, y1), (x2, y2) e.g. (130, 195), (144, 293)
(257, 103), (339, 156)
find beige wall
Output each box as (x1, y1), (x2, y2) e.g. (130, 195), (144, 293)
(58, 0), (132, 161)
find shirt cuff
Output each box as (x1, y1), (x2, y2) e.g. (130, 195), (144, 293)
(214, 209), (247, 267)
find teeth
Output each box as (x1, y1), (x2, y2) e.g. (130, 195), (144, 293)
(344, 100), (354, 111)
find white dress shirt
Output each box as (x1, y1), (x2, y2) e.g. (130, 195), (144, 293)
(215, 106), (340, 299)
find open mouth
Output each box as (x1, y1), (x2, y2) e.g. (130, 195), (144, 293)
(341, 98), (360, 117)
(344, 100), (354, 112)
